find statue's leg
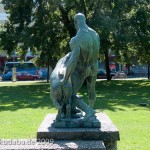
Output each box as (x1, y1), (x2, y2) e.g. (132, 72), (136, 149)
(50, 90), (61, 110)
(61, 79), (72, 119)
(71, 73), (84, 114)
(66, 98), (71, 120)
(71, 73), (96, 121)
(50, 86), (65, 120)
(73, 95), (95, 121)
(56, 105), (63, 121)
(86, 75), (97, 108)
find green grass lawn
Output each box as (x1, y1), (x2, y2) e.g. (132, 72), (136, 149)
(0, 80), (150, 150)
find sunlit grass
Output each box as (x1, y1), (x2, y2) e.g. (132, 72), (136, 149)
(0, 81), (56, 138)
(0, 80), (150, 150)
(80, 80), (150, 150)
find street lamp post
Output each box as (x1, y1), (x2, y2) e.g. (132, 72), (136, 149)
(12, 51), (16, 82)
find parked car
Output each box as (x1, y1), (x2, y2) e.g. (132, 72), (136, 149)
(113, 71), (127, 79)
(16, 72), (40, 80)
(1, 71), (12, 80)
(97, 70), (107, 79)
(97, 69), (114, 79)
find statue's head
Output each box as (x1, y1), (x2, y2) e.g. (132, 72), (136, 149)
(74, 13), (86, 31)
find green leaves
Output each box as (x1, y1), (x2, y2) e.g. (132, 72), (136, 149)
(0, 0), (150, 73)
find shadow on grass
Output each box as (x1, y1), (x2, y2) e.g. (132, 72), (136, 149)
(0, 82), (54, 112)
(97, 80), (150, 111)
(80, 80), (150, 111)
(0, 80), (150, 112)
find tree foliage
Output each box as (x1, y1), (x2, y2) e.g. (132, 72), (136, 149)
(0, 0), (150, 80)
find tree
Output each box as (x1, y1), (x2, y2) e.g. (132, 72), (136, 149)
(112, 0), (150, 79)
(0, 22), (17, 55)
(57, 0), (118, 80)
(1, 0), (149, 81)
(25, 0), (67, 81)
(0, 0), (69, 82)
(0, 0), (33, 54)
(131, 1), (150, 78)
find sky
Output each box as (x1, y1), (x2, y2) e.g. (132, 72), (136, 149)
(0, 4), (8, 23)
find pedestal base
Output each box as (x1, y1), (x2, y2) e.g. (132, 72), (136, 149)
(37, 113), (120, 150)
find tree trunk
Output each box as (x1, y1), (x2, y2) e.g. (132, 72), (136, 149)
(127, 64), (130, 75)
(47, 59), (50, 83)
(81, 0), (87, 17)
(59, 5), (75, 38)
(148, 63), (150, 79)
(105, 49), (111, 81)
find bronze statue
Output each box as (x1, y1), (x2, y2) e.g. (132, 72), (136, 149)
(50, 13), (100, 128)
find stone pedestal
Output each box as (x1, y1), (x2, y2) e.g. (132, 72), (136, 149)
(37, 113), (120, 150)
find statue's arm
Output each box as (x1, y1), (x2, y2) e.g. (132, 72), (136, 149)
(61, 41), (80, 84)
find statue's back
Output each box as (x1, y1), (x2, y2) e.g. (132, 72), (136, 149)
(70, 27), (100, 68)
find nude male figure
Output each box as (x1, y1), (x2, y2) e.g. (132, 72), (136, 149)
(61, 13), (100, 121)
